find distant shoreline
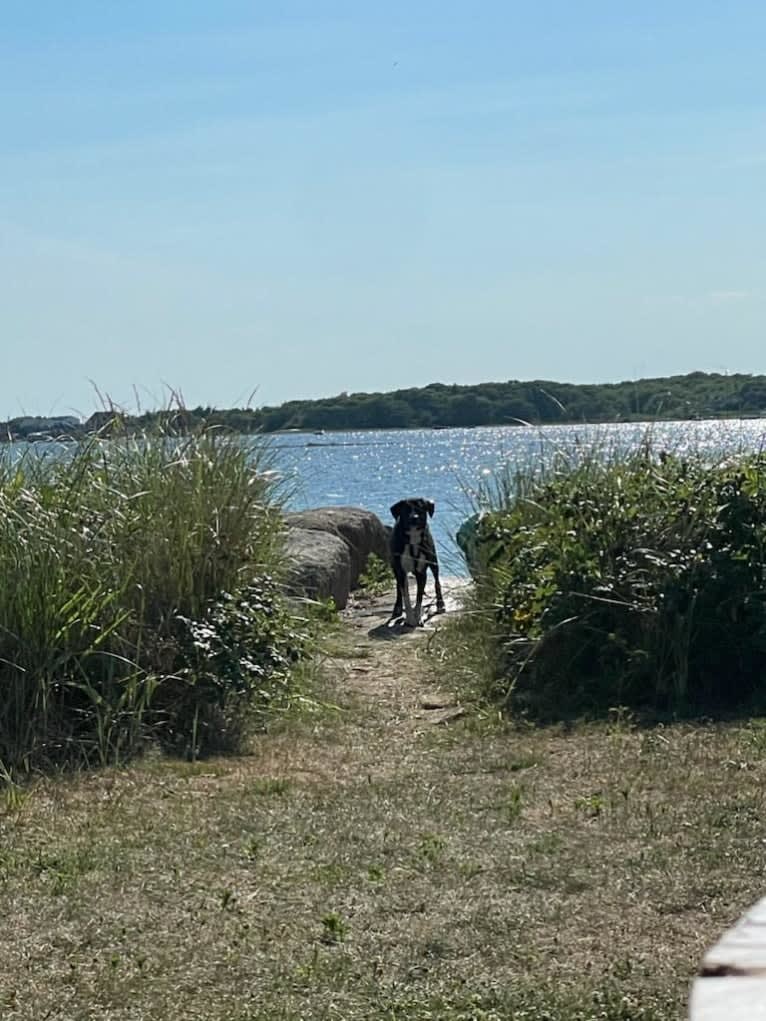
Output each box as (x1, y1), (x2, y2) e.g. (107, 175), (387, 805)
(6, 413), (766, 447)
(4, 370), (766, 441)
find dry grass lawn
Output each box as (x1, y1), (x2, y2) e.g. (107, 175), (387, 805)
(0, 585), (764, 1020)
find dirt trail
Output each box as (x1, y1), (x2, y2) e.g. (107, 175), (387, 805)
(330, 577), (469, 732)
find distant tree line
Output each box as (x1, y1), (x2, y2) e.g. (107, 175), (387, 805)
(169, 372), (766, 432)
(5, 372), (766, 440)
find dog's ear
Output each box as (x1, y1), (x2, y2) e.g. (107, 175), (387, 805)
(390, 501), (406, 520)
(426, 500), (435, 517)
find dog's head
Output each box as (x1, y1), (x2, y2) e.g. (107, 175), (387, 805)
(390, 498), (435, 532)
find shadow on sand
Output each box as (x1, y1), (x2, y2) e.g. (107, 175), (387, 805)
(367, 617), (414, 641)
(367, 601), (445, 640)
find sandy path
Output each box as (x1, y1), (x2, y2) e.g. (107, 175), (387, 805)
(329, 578), (470, 735)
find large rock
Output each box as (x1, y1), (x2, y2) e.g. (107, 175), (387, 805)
(284, 507), (390, 588)
(282, 507), (390, 609)
(282, 527), (352, 609)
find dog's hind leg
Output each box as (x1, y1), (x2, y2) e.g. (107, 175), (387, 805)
(431, 563), (446, 613)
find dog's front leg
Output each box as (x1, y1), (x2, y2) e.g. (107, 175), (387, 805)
(403, 574), (419, 627)
(391, 562), (404, 619)
(411, 570), (427, 627)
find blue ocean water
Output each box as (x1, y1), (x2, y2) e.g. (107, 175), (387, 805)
(10, 419), (766, 577)
(271, 419), (766, 576)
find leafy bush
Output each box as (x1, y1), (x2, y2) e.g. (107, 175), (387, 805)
(0, 422), (308, 771)
(170, 577), (309, 755)
(468, 446), (766, 718)
(357, 552), (395, 596)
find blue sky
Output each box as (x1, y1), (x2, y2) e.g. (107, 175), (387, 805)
(2, 1), (765, 417)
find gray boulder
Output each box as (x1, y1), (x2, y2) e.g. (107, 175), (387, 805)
(284, 507), (390, 589)
(282, 507), (390, 609)
(282, 527), (352, 609)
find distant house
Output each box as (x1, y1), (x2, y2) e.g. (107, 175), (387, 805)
(3, 415), (81, 439)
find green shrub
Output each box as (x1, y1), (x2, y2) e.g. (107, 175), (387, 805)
(170, 577), (310, 756)
(467, 445), (766, 718)
(357, 552), (395, 596)
(0, 422), (308, 771)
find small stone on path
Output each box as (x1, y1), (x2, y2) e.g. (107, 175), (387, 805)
(430, 707), (467, 726)
(420, 697), (456, 710)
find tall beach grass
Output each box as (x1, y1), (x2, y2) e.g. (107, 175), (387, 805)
(0, 420), (305, 772)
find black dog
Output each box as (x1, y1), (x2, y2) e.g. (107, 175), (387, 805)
(390, 497), (445, 626)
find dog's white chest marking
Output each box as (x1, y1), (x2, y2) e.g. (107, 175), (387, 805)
(400, 548), (426, 575)
(401, 528), (425, 572)
(398, 528), (428, 626)
(401, 528), (426, 576)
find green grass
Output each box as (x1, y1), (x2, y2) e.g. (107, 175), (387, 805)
(0, 621), (759, 1020)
